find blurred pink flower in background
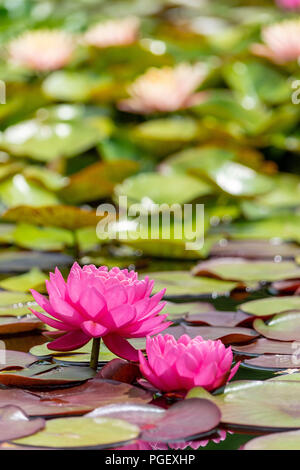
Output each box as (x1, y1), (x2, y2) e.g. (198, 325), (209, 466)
(30, 263), (170, 361)
(8, 29), (76, 71)
(139, 334), (239, 392)
(118, 63), (207, 113)
(83, 17), (140, 48)
(276, 0), (300, 9)
(252, 20), (300, 63)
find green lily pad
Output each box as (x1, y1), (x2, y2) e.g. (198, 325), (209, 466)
(115, 172), (213, 210)
(253, 311), (300, 342)
(61, 160), (139, 204)
(165, 301), (216, 321)
(0, 268), (48, 292)
(23, 166), (68, 192)
(192, 258), (300, 282)
(0, 364), (96, 388)
(0, 118), (103, 162)
(188, 380), (300, 431)
(30, 342), (118, 364)
(0, 175), (59, 208)
(243, 430), (300, 450)
(133, 117), (199, 143)
(239, 296), (300, 317)
(147, 271), (241, 300)
(14, 416), (139, 449)
(13, 224), (74, 251)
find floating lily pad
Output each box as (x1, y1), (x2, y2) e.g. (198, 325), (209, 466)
(243, 430), (300, 450)
(0, 316), (43, 335)
(0, 406), (45, 442)
(253, 312), (300, 342)
(185, 310), (251, 327)
(0, 364), (95, 387)
(86, 398), (221, 443)
(166, 301), (216, 321)
(3, 205), (106, 230)
(271, 280), (300, 295)
(188, 380), (300, 431)
(99, 359), (140, 384)
(233, 338), (295, 357)
(239, 297), (300, 317)
(210, 240), (300, 261)
(0, 175), (59, 208)
(147, 271), (240, 300)
(192, 258), (300, 282)
(242, 355), (300, 371)
(0, 251), (74, 273)
(0, 350), (37, 371)
(0, 378), (151, 417)
(115, 172), (213, 210)
(13, 224), (74, 252)
(0, 268), (48, 292)
(61, 160), (139, 204)
(168, 324), (258, 345)
(30, 342), (118, 364)
(14, 416), (139, 449)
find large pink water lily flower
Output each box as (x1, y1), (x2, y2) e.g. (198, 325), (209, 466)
(276, 0), (300, 9)
(251, 20), (300, 64)
(139, 334), (239, 392)
(29, 263), (170, 361)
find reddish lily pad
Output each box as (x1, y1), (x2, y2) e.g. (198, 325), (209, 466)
(0, 316), (43, 335)
(239, 296), (300, 317)
(271, 280), (300, 295)
(243, 430), (300, 450)
(242, 355), (300, 371)
(188, 380), (300, 432)
(192, 258), (300, 282)
(86, 398), (221, 442)
(210, 240), (300, 261)
(99, 359), (141, 384)
(168, 324), (258, 345)
(0, 350), (37, 371)
(184, 310), (251, 327)
(0, 364), (96, 387)
(166, 301), (216, 321)
(232, 338), (296, 356)
(253, 311), (300, 342)
(0, 406), (45, 442)
(0, 378), (151, 417)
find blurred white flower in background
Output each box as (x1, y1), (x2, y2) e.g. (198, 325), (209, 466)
(252, 19), (300, 64)
(83, 17), (140, 48)
(118, 63), (207, 114)
(8, 29), (76, 71)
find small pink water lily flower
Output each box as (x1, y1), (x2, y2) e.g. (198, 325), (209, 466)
(252, 20), (300, 64)
(139, 334), (239, 392)
(276, 0), (300, 9)
(83, 17), (140, 48)
(118, 63), (207, 114)
(8, 29), (76, 71)
(29, 263), (170, 361)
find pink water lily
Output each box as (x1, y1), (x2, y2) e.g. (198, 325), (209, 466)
(30, 263), (170, 361)
(139, 334), (239, 392)
(83, 17), (140, 48)
(8, 29), (76, 71)
(276, 0), (300, 9)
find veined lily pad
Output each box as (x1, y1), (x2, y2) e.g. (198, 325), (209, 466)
(192, 258), (300, 282)
(188, 380), (300, 431)
(147, 271), (240, 300)
(243, 430), (300, 451)
(239, 296), (300, 317)
(13, 416), (139, 449)
(253, 311), (300, 342)
(86, 399), (221, 443)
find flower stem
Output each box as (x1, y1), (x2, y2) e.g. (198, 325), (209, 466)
(90, 337), (101, 370)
